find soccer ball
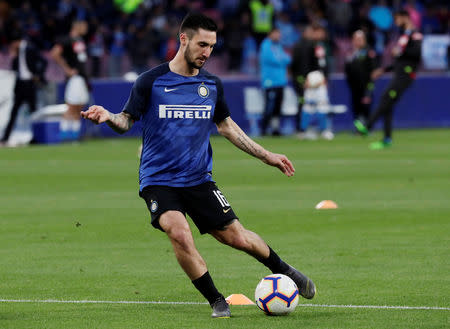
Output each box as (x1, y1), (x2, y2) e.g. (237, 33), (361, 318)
(306, 70), (325, 88)
(255, 274), (299, 315)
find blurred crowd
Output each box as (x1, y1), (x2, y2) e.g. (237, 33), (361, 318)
(0, 0), (449, 78)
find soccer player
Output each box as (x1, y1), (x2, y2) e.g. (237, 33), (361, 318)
(353, 10), (422, 149)
(50, 20), (90, 142)
(344, 30), (378, 125)
(81, 13), (315, 318)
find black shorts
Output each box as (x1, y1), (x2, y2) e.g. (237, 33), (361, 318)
(139, 181), (238, 234)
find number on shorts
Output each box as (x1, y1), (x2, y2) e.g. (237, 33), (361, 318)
(213, 190), (230, 208)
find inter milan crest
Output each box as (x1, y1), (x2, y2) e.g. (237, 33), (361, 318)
(198, 83), (209, 98)
(150, 200), (158, 213)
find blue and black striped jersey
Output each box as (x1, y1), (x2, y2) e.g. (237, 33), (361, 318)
(123, 63), (230, 189)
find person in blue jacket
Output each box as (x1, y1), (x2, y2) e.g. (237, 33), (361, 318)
(259, 27), (291, 136)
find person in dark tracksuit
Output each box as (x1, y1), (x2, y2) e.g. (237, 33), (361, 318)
(291, 25), (315, 134)
(345, 30), (378, 125)
(354, 10), (422, 150)
(291, 24), (330, 136)
(0, 31), (47, 146)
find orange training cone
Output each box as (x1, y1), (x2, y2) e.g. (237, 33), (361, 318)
(225, 294), (255, 305)
(315, 200), (338, 209)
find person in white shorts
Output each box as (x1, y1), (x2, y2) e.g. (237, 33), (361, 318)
(301, 70), (334, 140)
(51, 20), (90, 141)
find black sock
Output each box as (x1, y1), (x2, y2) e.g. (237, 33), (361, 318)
(257, 246), (290, 274)
(192, 271), (222, 305)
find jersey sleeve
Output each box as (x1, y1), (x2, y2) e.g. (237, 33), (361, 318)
(212, 77), (230, 124)
(123, 75), (150, 121)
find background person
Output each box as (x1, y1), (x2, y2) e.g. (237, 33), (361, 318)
(345, 30), (378, 126)
(259, 27), (291, 136)
(50, 20), (90, 142)
(301, 70), (334, 140)
(295, 24), (333, 140)
(0, 30), (47, 146)
(291, 24), (331, 139)
(247, 0), (275, 47)
(291, 25), (315, 136)
(354, 10), (422, 150)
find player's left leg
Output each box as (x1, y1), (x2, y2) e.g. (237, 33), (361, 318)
(61, 104), (85, 141)
(316, 85), (333, 140)
(61, 75), (89, 141)
(271, 87), (284, 136)
(351, 91), (362, 121)
(294, 84), (305, 133)
(300, 87), (316, 139)
(210, 220), (316, 299)
(261, 88), (275, 136)
(184, 182), (316, 299)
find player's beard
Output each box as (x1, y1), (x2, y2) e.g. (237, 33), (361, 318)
(184, 43), (206, 70)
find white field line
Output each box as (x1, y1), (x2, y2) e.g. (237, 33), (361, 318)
(301, 304), (450, 311)
(0, 299), (449, 311)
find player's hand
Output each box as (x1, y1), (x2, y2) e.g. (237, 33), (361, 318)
(262, 152), (295, 177)
(81, 105), (110, 124)
(361, 96), (371, 104)
(66, 68), (78, 77)
(392, 46), (402, 57)
(371, 68), (384, 80)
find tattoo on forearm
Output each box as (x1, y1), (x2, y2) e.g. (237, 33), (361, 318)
(218, 118), (267, 160)
(234, 129), (265, 160)
(107, 112), (133, 134)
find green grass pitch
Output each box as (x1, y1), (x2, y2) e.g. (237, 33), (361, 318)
(0, 129), (449, 328)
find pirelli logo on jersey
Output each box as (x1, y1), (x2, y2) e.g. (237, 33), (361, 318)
(159, 105), (212, 119)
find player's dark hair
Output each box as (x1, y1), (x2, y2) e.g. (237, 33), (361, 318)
(394, 10), (410, 18)
(179, 13), (218, 38)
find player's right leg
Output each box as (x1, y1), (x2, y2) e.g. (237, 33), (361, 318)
(159, 211), (230, 318)
(159, 211), (208, 279)
(139, 186), (229, 318)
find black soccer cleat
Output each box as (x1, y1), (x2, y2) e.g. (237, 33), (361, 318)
(283, 265), (316, 299)
(210, 295), (231, 318)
